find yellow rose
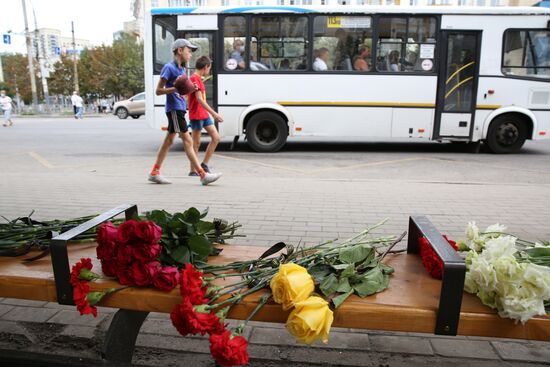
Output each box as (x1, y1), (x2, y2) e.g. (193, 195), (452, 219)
(286, 296), (334, 344)
(270, 263), (314, 310)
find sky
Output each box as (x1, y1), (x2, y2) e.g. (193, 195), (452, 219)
(0, 0), (135, 54)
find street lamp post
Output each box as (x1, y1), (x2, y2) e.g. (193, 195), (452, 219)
(32, 4), (51, 113)
(21, 0), (38, 111)
(71, 21), (79, 93)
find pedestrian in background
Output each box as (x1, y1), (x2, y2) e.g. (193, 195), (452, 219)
(71, 91), (83, 119)
(148, 38), (221, 186)
(187, 55), (223, 176)
(0, 90), (13, 127)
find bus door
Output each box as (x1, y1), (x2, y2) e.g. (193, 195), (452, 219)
(433, 31), (481, 140)
(179, 31), (218, 124)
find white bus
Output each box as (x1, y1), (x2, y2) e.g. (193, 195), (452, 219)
(145, 5), (550, 153)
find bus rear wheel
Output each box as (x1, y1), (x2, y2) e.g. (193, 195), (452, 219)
(246, 112), (288, 152)
(486, 115), (528, 154)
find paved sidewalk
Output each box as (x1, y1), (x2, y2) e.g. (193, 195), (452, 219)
(1, 117), (550, 365)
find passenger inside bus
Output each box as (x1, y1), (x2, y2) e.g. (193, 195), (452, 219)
(352, 45), (371, 71)
(231, 39), (245, 69)
(389, 50), (400, 72)
(279, 59), (291, 71)
(313, 48), (330, 71)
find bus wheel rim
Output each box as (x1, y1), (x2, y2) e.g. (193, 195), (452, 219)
(255, 120), (277, 145)
(496, 122), (519, 146)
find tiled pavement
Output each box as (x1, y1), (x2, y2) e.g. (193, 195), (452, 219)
(1, 117), (550, 365)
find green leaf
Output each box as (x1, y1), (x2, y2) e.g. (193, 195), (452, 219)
(353, 266), (385, 298)
(319, 274), (339, 297)
(379, 263), (395, 275)
(332, 290), (353, 309)
(332, 263), (351, 270)
(200, 207), (209, 219)
(336, 278), (352, 293)
(196, 220), (215, 234)
(146, 210), (170, 227)
(170, 245), (190, 264)
(183, 207), (201, 224)
(186, 224), (196, 236)
(339, 245), (372, 264)
(525, 247), (550, 258)
(189, 234), (212, 257)
(308, 264), (332, 283)
(341, 264), (356, 278)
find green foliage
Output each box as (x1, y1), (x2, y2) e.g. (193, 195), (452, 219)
(48, 34), (144, 99)
(144, 207), (241, 267)
(312, 243), (394, 309)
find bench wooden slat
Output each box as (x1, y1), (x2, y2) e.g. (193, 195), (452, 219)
(0, 242), (548, 341)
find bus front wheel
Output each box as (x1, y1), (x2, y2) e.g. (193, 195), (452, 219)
(486, 115), (528, 154)
(246, 112), (288, 152)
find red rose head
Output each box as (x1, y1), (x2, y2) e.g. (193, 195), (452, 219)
(117, 220), (139, 245)
(153, 266), (180, 292)
(135, 221), (162, 244)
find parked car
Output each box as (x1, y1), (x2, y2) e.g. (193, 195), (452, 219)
(113, 92), (145, 119)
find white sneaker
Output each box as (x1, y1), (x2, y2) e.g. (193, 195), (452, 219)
(148, 174), (172, 184)
(200, 172), (222, 186)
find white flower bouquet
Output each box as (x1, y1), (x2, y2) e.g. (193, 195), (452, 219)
(457, 222), (550, 323)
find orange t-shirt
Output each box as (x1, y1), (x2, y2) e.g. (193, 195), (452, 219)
(188, 74), (209, 120)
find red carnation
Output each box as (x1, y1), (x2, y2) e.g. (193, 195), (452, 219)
(170, 299), (224, 337)
(209, 330), (249, 367)
(131, 261), (161, 286)
(180, 263), (207, 303)
(96, 222), (118, 260)
(132, 243), (162, 263)
(419, 235), (458, 279)
(69, 259), (98, 317)
(117, 219), (139, 244)
(135, 221), (162, 244)
(70, 258), (93, 284)
(153, 266), (180, 292)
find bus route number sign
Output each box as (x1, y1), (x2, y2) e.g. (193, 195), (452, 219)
(327, 16), (371, 29)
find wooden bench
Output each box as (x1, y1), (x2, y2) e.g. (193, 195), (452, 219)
(0, 204), (549, 364)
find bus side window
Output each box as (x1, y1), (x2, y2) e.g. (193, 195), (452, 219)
(313, 15), (373, 73)
(223, 16), (246, 71)
(250, 15), (308, 72)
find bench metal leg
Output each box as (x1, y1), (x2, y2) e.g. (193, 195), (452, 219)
(102, 309), (149, 364)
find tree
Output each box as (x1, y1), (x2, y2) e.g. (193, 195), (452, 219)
(2, 53), (41, 104)
(47, 55), (74, 96)
(66, 34), (144, 100)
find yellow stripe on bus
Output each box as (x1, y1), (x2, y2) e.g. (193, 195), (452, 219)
(278, 101), (435, 107)
(278, 102), (502, 110)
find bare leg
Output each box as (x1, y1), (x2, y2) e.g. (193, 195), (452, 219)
(154, 132), (176, 167)
(202, 125), (220, 165)
(179, 131), (203, 173)
(190, 129), (201, 172)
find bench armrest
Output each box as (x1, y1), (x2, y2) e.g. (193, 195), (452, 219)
(50, 204), (138, 305)
(407, 216), (466, 336)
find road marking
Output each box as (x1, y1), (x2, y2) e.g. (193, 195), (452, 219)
(29, 152), (55, 169)
(308, 157), (425, 174)
(214, 153), (304, 173)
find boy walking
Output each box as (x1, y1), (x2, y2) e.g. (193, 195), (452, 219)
(148, 38), (221, 186)
(188, 56), (223, 176)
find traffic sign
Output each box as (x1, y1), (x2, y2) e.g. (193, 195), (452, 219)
(3, 34), (10, 45)
(54, 47), (60, 55)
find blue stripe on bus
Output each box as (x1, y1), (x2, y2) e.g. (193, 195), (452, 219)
(221, 6), (314, 13)
(151, 7), (198, 15)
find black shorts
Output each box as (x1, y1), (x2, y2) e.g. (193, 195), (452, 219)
(166, 110), (188, 133)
